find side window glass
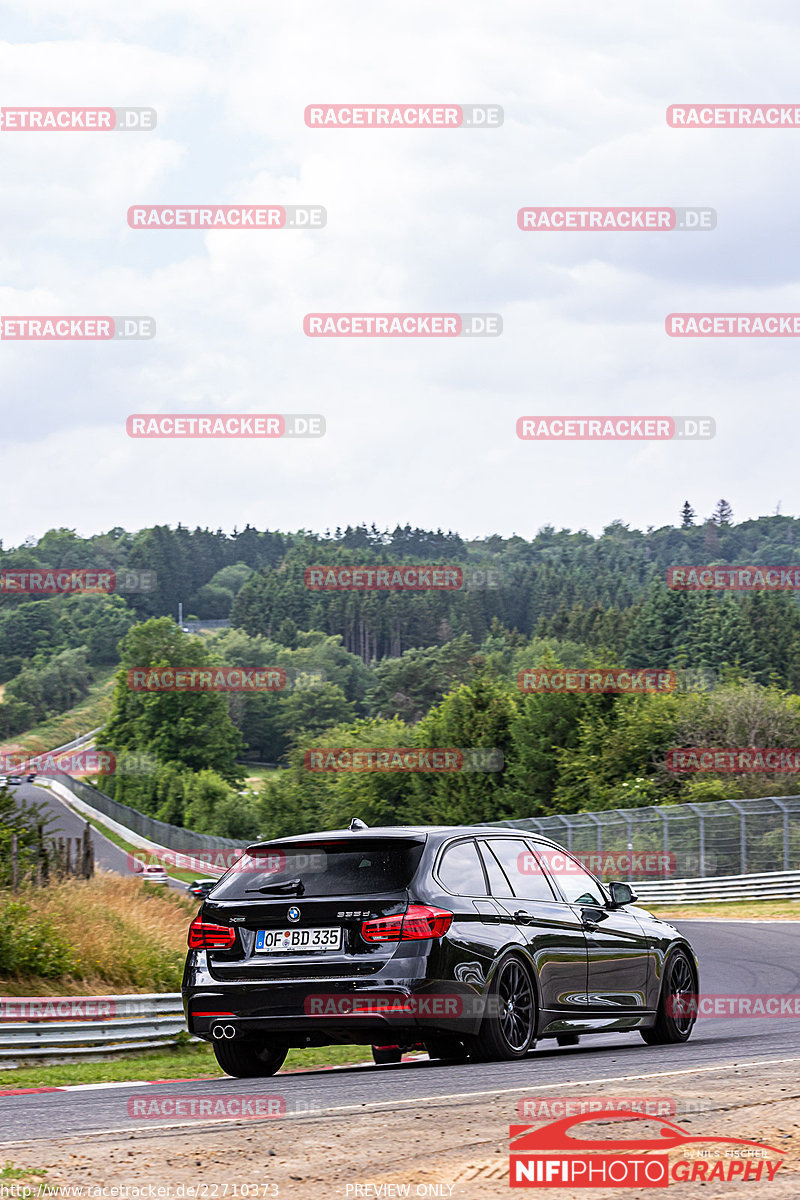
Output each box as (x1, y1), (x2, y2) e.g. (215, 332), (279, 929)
(477, 841), (514, 898)
(438, 840), (487, 896)
(536, 845), (605, 906)
(487, 839), (556, 902)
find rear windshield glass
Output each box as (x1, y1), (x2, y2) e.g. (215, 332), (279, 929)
(209, 838), (426, 900)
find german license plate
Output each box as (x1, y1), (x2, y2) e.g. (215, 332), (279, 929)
(255, 926), (342, 953)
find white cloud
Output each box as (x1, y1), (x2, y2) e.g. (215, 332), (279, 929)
(0, 1), (799, 542)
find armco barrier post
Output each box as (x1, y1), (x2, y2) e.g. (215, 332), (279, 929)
(686, 803), (706, 878)
(774, 799), (791, 871)
(729, 800), (747, 874)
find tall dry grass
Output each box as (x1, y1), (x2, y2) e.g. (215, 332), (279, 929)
(0, 872), (197, 995)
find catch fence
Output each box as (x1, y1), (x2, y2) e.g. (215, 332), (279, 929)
(52, 774), (242, 851)
(500, 795), (800, 880)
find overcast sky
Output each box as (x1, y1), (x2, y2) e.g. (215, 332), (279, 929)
(1, 0), (798, 546)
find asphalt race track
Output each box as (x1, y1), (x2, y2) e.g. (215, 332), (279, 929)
(1, 919), (798, 1142)
(14, 782), (133, 876)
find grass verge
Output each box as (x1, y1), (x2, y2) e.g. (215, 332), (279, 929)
(0, 1042), (380, 1090)
(238, 765), (279, 788)
(0, 874), (195, 995)
(649, 897), (800, 920)
(0, 669), (116, 757)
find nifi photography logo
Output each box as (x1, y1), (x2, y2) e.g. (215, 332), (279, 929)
(509, 1110), (785, 1187)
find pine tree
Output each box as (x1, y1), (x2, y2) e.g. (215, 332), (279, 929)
(712, 499), (734, 527)
(680, 501), (696, 528)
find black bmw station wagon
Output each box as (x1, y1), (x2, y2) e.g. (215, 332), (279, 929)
(182, 824), (698, 1077)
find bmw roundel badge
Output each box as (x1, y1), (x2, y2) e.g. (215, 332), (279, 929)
(287, 906), (301, 922)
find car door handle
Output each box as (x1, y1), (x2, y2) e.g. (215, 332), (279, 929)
(581, 907), (605, 929)
(513, 910), (535, 925)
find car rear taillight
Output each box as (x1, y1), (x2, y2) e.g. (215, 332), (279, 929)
(188, 916), (237, 950)
(361, 905), (453, 943)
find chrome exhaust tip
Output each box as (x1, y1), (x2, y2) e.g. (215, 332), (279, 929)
(223, 1024), (236, 1039)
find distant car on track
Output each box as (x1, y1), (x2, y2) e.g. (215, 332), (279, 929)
(133, 862), (169, 885)
(7, 775), (22, 786)
(182, 823), (699, 1078)
(187, 879), (218, 900)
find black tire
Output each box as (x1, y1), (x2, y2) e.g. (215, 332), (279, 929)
(424, 1035), (470, 1063)
(212, 1038), (288, 1078)
(640, 947), (697, 1045)
(372, 1045), (403, 1064)
(468, 955), (536, 1062)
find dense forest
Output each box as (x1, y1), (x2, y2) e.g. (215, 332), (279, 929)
(4, 502), (800, 843)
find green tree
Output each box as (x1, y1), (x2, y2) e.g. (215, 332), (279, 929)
(406, 676), (517, 825)
(711, 499), (734, 527)
(551, 692), (682, 811)
(183, 769), (238, 834)
(256, 716), (414, 838)
(102, 618), (243, 781)
(280, 681), (356, 748)
(504, 691), (589, 816)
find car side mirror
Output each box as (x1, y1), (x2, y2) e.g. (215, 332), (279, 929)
(608, 881), (637, 908)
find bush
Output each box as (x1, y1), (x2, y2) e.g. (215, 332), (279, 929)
(0, 877), (194, 991)
(0, 899), (78, 977)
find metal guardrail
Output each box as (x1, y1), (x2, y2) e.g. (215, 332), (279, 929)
(46, 728), (103, 757)
(634, 869), (800, 905)
(53, 774), (242, 851)
(0, 864), (797, 1066)
(0, 993), (188, 1064)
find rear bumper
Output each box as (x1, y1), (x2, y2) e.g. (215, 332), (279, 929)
(183, 956), (485, 1043)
